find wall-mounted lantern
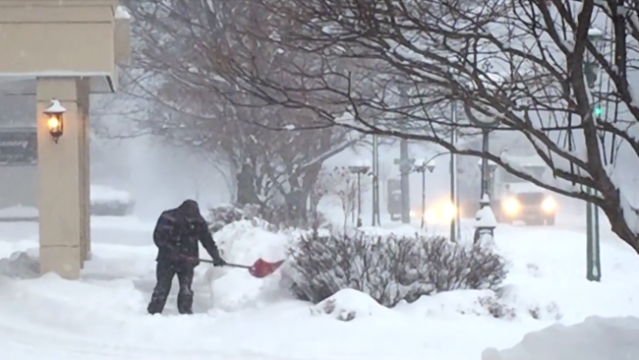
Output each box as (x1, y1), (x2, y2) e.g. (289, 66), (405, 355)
(44, 99), (66, 143)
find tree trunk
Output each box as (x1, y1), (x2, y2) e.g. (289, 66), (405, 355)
(236, 163), (261, 207)
(602, 193), (639, 255)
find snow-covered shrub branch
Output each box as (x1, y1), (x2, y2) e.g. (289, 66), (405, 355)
(284, 233), (508, 307)
(313, 166), (370, 228)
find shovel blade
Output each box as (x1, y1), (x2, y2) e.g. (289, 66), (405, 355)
(248, 258), (285, 278)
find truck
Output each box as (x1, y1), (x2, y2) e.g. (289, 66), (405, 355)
(491, 154), (558, 226)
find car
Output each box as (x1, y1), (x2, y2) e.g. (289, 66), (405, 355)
(494, 192), (557, 225)
(90, 185), (135, 216)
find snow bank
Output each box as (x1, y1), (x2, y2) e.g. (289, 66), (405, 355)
(396, 288), (560, 322)
(0, 250), (39, 278)
(203, 220), (290, 311)
(0, 272), (147, 338)
(0, 205), (38, 219)
(494, 227), (639, 323)
(310, 289), (400, 321)
(482, 316), (639, 360)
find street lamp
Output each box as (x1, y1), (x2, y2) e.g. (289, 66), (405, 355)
(44, 99), (66, 143)
(584, 26), (604, 282)
(348, 161), (371, 228)
(413, 158), (436, 229)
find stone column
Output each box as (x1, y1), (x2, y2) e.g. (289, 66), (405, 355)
(36, 77), (89, 279)
(77, 79), (92, 261)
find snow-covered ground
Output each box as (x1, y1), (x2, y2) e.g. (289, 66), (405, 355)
(0, 216), (638, 360)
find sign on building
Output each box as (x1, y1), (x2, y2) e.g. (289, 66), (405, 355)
(0, 128), (37, 166)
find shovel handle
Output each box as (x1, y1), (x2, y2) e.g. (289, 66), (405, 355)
(199, 258), (251, 269)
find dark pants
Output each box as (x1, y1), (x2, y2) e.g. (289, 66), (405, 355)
(147, 261), (195, 315)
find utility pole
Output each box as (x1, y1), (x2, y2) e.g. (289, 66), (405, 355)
(394, 86), (414, 224)
(480, 128), (490, 197)
(349, 165), (370, 228)
(449, 101), (460, 242)
(585, 27), (603, 282)
(395, 140), (414, 224)
(371, 134), (381, 226)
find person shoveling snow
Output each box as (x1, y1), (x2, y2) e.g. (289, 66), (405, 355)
(147, 199), (284, 315)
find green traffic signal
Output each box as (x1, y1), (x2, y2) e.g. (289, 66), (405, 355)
(594, 107), (602, 116)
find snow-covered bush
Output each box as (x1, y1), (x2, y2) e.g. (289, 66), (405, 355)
(208, 203), (265, 232)
(209, 202), (314, 231)
(284, 233), (508, 307)
(313, 167), (368, 229)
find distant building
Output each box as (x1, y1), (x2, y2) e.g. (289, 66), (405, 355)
(0, 79), (38, 212)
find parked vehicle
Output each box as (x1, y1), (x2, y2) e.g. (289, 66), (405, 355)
(90, 185), (135, 216)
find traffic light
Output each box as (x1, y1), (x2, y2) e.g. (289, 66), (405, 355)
(594, 106), (602, 117)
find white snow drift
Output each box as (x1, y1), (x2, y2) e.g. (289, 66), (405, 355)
(483, 316), (639, 360)
(0, 217), (638, 359)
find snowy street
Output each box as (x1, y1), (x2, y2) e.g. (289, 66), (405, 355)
(1, 217), (638, 360)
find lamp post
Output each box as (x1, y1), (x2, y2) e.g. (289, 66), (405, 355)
(413, 158), (436, 229)
(349, 163), (371, 228)
(371, 133), (381, 226)
(584, 27), (603, 282)
(464, 73), (502, 225)
(477, 158), (498, 199)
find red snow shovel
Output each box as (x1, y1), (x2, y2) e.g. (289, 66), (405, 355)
(200, 258), (285, 278)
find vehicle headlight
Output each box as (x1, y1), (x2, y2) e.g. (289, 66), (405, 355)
(424, 209), (437, 222)
(441, 202), (457, 220)
(503, 198), (520, 214)
(541, 198), (556, 212)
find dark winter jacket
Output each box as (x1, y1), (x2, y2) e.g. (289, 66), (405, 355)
(153, 200), (223, 265)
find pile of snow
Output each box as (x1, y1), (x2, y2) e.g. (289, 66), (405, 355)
(482, 316), (639, 360)
(90, 184), (132, 204)
(203, 220), (290, 311)
(310, 289), (399, 321)
(0, 250), (39, 279)
(398, 288), (561, 322)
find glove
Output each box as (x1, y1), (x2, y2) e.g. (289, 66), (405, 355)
(212, 257), (226, 267)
